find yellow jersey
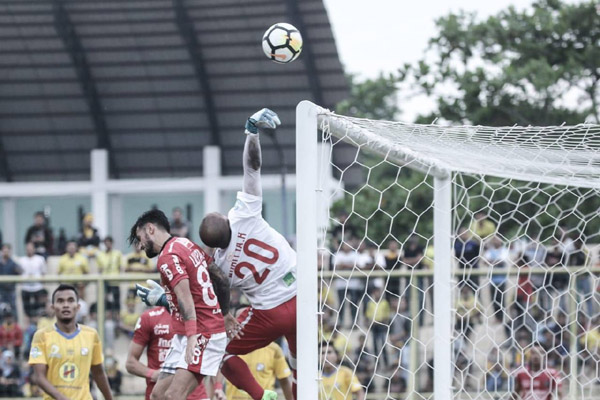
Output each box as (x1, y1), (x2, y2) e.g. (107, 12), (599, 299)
(57, 254), (89, 275)
(226, 343), (291, 400)
(28, 324), (104, 400)
(320, 366), (362, 400)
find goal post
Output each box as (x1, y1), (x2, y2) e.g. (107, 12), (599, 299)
(296, 100), (600, 399)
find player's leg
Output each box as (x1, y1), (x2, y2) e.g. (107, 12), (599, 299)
(163, 369), (199, 400)
(149, 373), (174, 400)
(222, 307), (281, 400)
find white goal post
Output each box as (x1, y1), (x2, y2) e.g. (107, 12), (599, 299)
(296, 100), (600, 399)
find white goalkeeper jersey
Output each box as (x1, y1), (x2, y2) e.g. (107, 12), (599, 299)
(213, 191), (297, 310)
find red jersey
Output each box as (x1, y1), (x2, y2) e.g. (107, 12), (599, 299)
(513, 366), (562, 400)
(133, 307), (208, 400)
(157, 237), (225, 335)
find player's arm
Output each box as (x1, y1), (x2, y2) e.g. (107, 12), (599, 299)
(208, 262), (242, 339)
(242, 108), (281, 197)
(31, 364), (69, 400)
(279, 376), (294, 400)
(126, 341), (159, 382)
(91, 363), (114, 400)
(172, 278), (199, 364)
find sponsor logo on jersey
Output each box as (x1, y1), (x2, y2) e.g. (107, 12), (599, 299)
(81, 347), (89, 356)
(149, 308), (165, 317)
(283, 272), (296, 287)
(30, 346), (41, 358)
(154, 324), (170, 335)
(59, 362), (79, 382)
(49, 345), (61, 358)
(158, 338), (172, 348)
(160, 263), (173, 281)
(256, 363), (265, 372)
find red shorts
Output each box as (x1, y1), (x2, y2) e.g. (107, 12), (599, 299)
(227, 296), (296, 357)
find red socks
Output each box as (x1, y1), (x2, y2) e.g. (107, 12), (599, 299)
(221, 356), (264, 400)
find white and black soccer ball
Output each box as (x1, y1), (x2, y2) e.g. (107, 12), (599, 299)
(262, 23), (303, 64)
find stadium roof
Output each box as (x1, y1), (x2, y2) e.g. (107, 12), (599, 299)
(0, 0), (348, 181)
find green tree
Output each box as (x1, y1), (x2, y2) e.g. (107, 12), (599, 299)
(402, 0), (599, 125)
(336, 73), (400, 120)
(331, 0), (600, 245)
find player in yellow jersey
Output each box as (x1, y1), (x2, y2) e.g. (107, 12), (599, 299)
(320, 342), (365, 400)
(214, 341), (293, 400)
(28, 284), (113, 400)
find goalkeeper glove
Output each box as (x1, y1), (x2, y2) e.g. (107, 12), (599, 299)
(244, 108), (281, 135)
(135, 280), (170, 310)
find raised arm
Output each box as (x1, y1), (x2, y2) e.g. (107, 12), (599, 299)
(243, 108), (281, 197)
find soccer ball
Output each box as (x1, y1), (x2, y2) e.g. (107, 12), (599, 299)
(262, 23), (303, 64)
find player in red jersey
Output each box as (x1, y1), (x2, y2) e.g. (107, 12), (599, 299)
(512, 345), (563, 400)
(129, 210), (277, 400)
(126, 306), (209, 400)
(199, 108), (298, 398)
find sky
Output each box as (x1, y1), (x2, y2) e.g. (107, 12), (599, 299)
(321, 0), (546, 120)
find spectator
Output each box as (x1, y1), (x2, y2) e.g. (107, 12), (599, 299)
(57, 240), (89, 298)
(104, 353), (122, 395)
(321, 342), (365, 400)
(543, 239), (569, 312)
(389, 297), (411, 345)
(383, 240), (401, 301)
(469, 212), (496, 242)
(219, 337), (293, 399)
(56, 228), (67, 256)
(483, 236), (509, 325)
(352, 334), (375, 393)
(485, 347), (507, 393)
(124, 244), (154, 298)
(455, 286), (478, 343)
(569, 238), (593, 317)
(19, 242), (47, 319)
(0, 312), (23, 360)
(24, 212), (53, 257)
(512, 345), (563, 399)
(96, 237), (123, 312)
(0, 244), (21, 314)
(169, 207), (191, 239)
(87, 303), (116, 350)
(0, 349), (22, 397)
(77, 213), (100, 259)
(454, 227), (481, 292)
(21, 313), (39, 360)
(401, 236), (426, 324)
(119, 299), (139, 337)
(333, 240), (363, 328)
(365, 285), (390, 366)
(512, 256), (535, 339)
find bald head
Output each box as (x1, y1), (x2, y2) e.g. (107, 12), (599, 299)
(200, 212), (231, 249)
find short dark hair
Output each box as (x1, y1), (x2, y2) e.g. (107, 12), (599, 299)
(128, 209), (170, 246)
(104, 236), (113, 242)
(52, 284), (79, 303)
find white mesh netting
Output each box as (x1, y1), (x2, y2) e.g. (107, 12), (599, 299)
(316, 109), (600, 399)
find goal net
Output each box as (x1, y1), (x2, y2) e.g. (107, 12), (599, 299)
(295, 101), (600, 399)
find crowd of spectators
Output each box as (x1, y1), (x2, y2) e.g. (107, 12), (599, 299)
(0, 207), (195, 397)
(321, 211), (599, 396)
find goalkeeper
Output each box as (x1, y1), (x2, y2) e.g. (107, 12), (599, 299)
(138, 108), (298, 399)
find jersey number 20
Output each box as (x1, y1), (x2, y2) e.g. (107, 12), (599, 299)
(234, 239), (279, 284)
